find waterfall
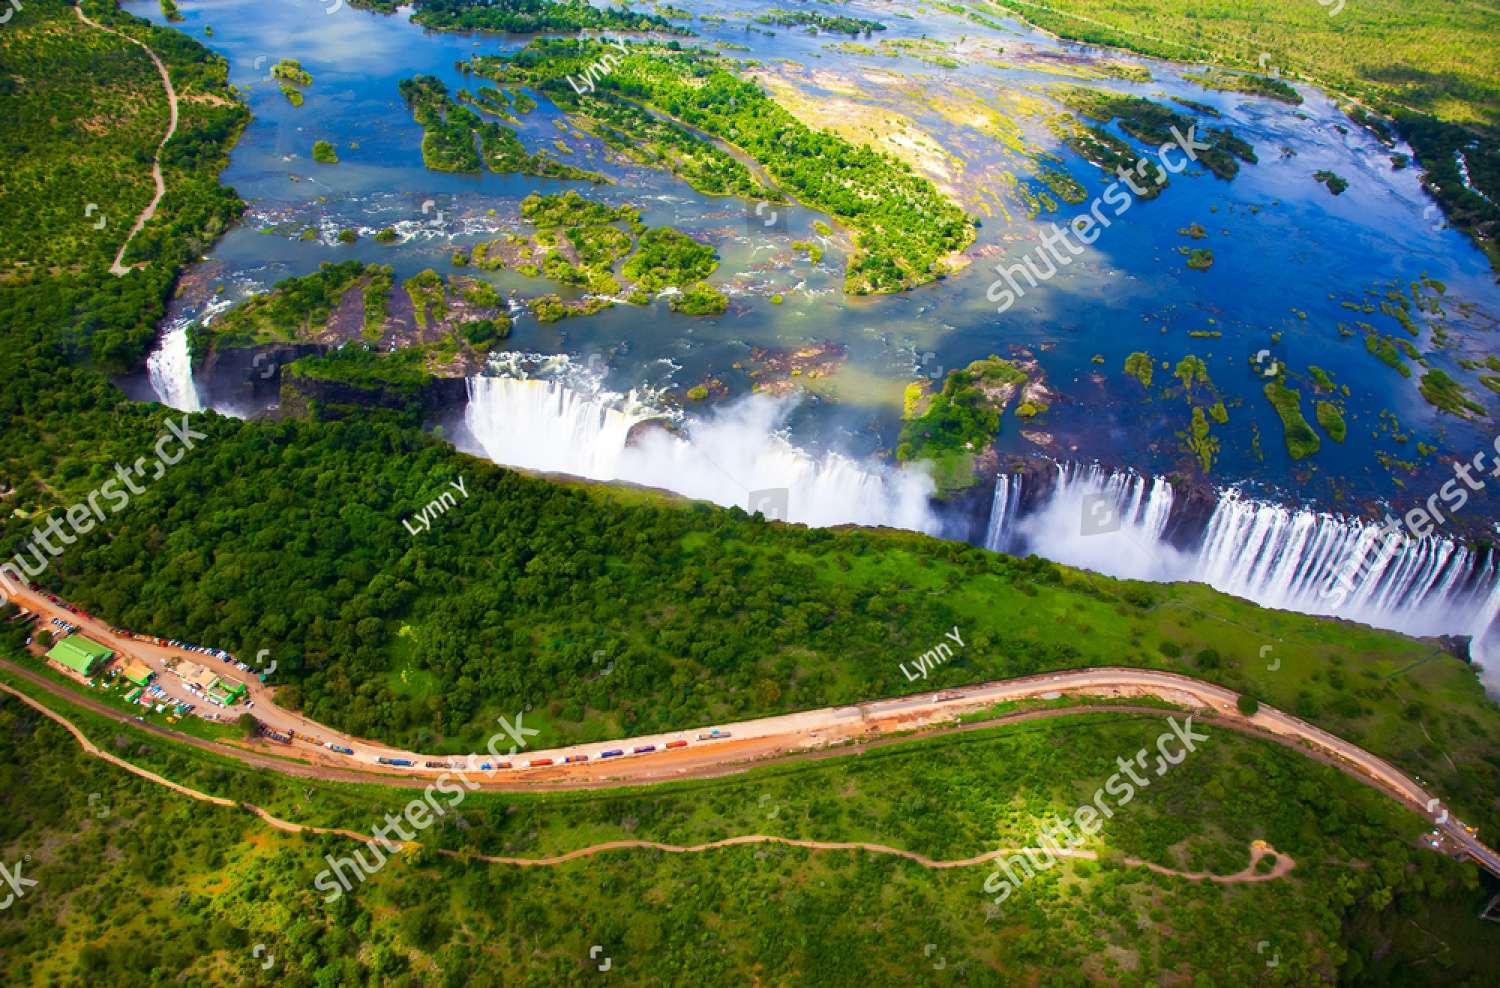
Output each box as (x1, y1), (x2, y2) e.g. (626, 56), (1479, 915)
(985, 462), (1500, 691)
(146, 319), (202, 412)
(1000, 462), (1190, 582)
(463, 374), (939, 531)
(1192, 491), (1500, 640)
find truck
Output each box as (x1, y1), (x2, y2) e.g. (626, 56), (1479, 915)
(632, 745), (656, 754)
(525, 758), (555, 768)
(378, 757), (414, 767)
(665, 740), (687, 749)
(563, 754), (589, 764)
(324, 743), (354, 755)
(600, 749), (624, 759)
(697, 729), (732, 741)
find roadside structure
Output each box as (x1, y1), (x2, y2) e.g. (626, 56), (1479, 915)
(45, 634), (113, 678)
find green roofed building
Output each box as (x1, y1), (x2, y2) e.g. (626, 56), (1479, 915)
(207, 677), (247, 706)
(46, 635), (113, 677)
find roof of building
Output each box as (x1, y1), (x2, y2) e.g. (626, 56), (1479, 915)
(119, 657), (154, 686)
(179, 662), (217, 689)
(46, 635), (113, 675)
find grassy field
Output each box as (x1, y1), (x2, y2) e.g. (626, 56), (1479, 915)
(2, 674), (1496, 985)
(979, 0), (1500, 127)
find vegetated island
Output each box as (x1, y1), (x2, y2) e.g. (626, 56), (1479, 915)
(464, 39), (977, 294)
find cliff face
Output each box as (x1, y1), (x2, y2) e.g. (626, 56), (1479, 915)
(197, 342), (474, 421)
(278, 373), (468, 419)
(198, 343), (326, 410)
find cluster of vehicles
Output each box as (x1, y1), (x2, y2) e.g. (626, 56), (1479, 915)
(49, 616), (81, 636)
(164, 638), (236, 665)
(30, 584), (94, 624)
(135, 682), (195, 718)
(369, 728), (736, 774)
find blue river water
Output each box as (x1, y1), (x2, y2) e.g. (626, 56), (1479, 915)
(124, 0), (1500, 529)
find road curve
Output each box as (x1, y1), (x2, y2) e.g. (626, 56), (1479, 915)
(0, 676), (1297, 883)
(5, 579), (1498, 879)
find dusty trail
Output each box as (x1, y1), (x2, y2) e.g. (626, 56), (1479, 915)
(0, 679), (1294, 883)
(73, 5), (178, 276)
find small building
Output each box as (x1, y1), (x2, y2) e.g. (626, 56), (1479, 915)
(46, 635), (113, 678)
(118, 657), (154, 687)
(206, 677), (246, 706)
(178, 661), (218, 691)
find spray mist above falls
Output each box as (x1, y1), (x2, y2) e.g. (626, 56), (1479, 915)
(462, 371), (940, 532)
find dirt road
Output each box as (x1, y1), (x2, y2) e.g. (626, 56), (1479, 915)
(73, 5), (178, 276)
(5, 578), (1497, 879)
(0, 676), (1296, 883)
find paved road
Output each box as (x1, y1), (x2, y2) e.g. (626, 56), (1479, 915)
(6, 583), (1497, 878)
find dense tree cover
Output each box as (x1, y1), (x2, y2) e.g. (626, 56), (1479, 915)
(469, 40), (977, 293)
(1054, 86), (1257, 180)
(620, 227), (718, 290)
(271, 58), (312, 87)
(670, 280), (727, 315)
(1, 689), (1496, 985)
(398, 75), (603, 181)
(1397, 111), (1500, 270)
(1262, 379), (1321, 461)
(1045, 112), (1168, 198)
(207, 260), (367, 348)
(897, 357), (1029, 469)
(2, 0), (1498, 876)
(1184, 67), (1301, 104)
(753, 10), (886, 36)
(286, 344), (432, 389)
(472, 60), (779, 201)
(473, 191), (723, 311)
(0, 0), (247, 370)
(354, 0), (690, 36)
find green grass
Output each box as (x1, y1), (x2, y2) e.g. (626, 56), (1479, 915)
(1313, 169), (1348, 195)
(978, 0), (1500, 127)
(896, 357), (1028, 474)
(1419, 368), (1485, 418)
(1262, 379), (1320, 460)
(1316, 401), (1347, 442)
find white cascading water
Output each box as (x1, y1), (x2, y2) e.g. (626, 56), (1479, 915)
(986, 463), (1500, 692)
(146, 319), (203, 412)
(463, 374), (938, 532)
(997, 463), (1187, 581)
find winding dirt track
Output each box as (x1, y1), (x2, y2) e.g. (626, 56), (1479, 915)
(0, 678), (1294, 882)
(73, 4), (178, 276)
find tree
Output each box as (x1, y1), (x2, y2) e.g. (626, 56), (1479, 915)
(1237, 694), (1261, 716)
